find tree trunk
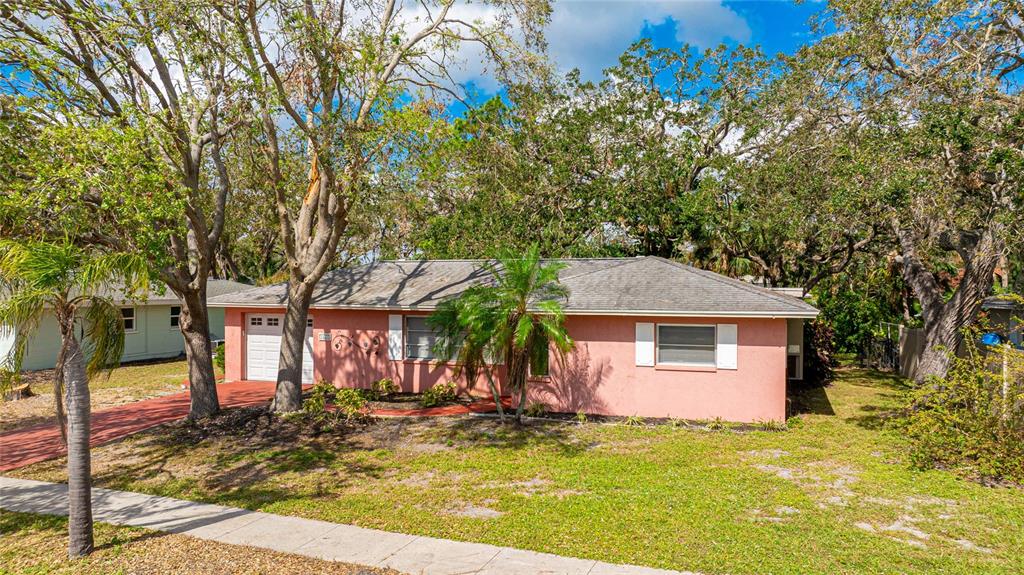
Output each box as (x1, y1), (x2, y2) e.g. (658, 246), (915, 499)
(483, 366), (505, 424)
(178, 288), (219, 419)
(61, 333), (93, 557)
(272, 281), (314, 412)
(897, 226), (1001, 383)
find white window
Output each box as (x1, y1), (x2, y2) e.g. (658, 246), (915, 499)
(405, 316), (438, 360)
(170, 306), (181, 328)
(121, 307), (136, 333)
(250, 317), (262, 326)
(307, 318), (314, 327)
(267, 317), (279, 327)
(657, 324), (716, 366)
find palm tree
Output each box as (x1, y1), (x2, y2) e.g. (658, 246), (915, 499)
(0, 239), (146, 557)
(430, 245), (574, 424)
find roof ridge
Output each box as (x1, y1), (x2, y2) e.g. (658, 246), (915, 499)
(650, 257), (813, 311)
(556, 258), (641, 282)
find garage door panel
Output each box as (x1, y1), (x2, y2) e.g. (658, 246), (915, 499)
(245, 314), (313, 383)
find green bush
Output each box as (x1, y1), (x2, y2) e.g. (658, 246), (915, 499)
(334, 388), (369, 421)
(372, 378), (399, 398)
(303, 380), (337, 422)
(421, 381), (457, 407)
(901, 335), (1024, 483)
(803, 318), (836, 385)
(524, 402), (548, 418)
(213, 342), (225, 371)
(302, 381), (369, 422)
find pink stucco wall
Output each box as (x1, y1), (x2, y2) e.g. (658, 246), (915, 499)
(223, 307), (500, 396)
(532, 315), (787, 423)
(222, 308), (788, 422)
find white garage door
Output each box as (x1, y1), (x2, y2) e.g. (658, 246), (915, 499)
(246, 314), (314, 383)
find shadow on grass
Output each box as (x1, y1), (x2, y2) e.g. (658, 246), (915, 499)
(83, 406), (586, 511)
(787, 384), (836, 416)
(839, 368), (913, 431)
(416, 416), (588, 456)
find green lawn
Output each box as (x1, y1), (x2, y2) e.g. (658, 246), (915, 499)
(12, 368), (1024, 575)
(0, 510), (396, 574)
(0, 359), (192, 432)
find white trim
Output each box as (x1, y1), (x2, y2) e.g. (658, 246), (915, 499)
(387, 314), (403, 361)
(655, 323), (717, 368)
(635, 322), (655, 367)
(207, 302), (817, 318)
(715, 323), (738, 370)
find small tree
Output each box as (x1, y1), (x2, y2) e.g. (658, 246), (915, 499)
(430, 290), (507, 422)
(429, 246), (573, 424)
(0, 239), (147, 557)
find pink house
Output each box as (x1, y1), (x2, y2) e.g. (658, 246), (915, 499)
(209, 257), (817, 423)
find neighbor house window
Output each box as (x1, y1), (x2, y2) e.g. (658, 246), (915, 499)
(657, 324), (715, 366)
(250, 317), (262, 326)
(121, 307), (136, 333)
(170, 306), (181, 328)
(267, 317), (279, 327)
(405, 316), (438, 360)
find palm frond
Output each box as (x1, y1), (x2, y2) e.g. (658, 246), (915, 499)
(77, 252), (150, 300)
(81, 297), (126, 378)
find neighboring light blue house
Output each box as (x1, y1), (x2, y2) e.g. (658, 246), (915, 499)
(0, 279), (253, 371)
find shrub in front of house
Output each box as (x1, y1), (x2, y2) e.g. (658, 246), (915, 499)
(334, 388), (370, 421)
(524, 402), (548, 418)
(303, 380), (337, 422)
(901, 334), (1024, 484)
(372, 378), (399, 398)
(421, 381), (457, 407)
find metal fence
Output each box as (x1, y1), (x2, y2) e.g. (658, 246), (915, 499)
(861, 322), (902, 372)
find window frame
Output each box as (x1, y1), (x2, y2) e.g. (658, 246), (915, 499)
(121, 307), (137, 333)
(404, 315), (439, 360)
(170, 305), (181, 329)
(655, 323), (716, 367)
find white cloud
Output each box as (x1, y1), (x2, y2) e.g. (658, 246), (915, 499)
(393, 0), (753, 97)
(546, 1), (752, 79)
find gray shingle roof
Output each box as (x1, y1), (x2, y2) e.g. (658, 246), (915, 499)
(102, 279), (255, 305)
(209, 257), (817, 318)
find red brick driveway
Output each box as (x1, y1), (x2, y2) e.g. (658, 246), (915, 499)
(0, 381), (279, 472)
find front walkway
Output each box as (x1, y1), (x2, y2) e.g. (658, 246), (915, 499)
(0, 381), (280, 472)
(0, 477), (692, 575)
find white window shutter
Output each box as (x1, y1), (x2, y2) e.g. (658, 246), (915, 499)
(635, 322), (655, 366)
(716, 324), (738, 370)
(388, 314), (403, 360)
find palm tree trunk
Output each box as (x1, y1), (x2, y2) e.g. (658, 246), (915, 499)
(53, 344), (68, 445)
(62, 332), (93, 557)
(483, 366), (505, 424)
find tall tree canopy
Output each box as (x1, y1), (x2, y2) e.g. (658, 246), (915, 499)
(1, 0), (245, 417)
(222, 0), (552, 411)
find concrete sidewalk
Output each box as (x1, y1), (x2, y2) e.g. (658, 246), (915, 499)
(0, 476), (696, 575)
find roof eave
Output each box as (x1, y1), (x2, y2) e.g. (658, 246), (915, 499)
(207, 300), (819, 319)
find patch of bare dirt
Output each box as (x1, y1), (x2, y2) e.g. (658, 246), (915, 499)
(446, 502), (503, 519)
